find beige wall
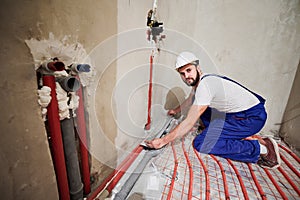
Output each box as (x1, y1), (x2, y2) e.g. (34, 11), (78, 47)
(0, 0), (117, 199)
(280, 61), (300, 155)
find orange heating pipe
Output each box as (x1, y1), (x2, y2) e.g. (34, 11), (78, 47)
(247, 163), (267, 200)
(210, 155), (230, 199)
(182, 138), (193, 199)
(192, 148), (210, 200)
(167, 142), (179, 200)
(226, 159), (250, 200)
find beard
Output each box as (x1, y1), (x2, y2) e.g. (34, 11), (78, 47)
(185, 70), (200, 86)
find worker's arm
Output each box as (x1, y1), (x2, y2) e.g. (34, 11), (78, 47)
(146, 104), (208, 149)
(168, 89), (195, 116)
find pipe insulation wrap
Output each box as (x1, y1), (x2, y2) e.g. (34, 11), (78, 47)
(114, 149), (162, 200)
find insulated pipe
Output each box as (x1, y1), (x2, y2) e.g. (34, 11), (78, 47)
(60, 112), (84, 200)
(76, 84), (91, 195)
(87, 145), (143, 200)
(114, 149), (162, 200)
(43, 75), (70, 200)
(88, 118), (174, 200)
(145, 55), (154, 130)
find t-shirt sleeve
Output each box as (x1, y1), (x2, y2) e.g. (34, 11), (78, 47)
(193, 80), (212, 106)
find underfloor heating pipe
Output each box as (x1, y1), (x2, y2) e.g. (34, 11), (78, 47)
(76, 84), (91, 195)
(192, 145), (210, 200)
(210, 155), (230, 200)
(43, 75), (70, 200)
(167, 142), (178, 200)
(226, 159), (249, 200)
(114, 149), (162, 200)
(182, 138), (193, 199)
(277, 166), (300, 196)
(247, 163), (267, 200)
(263, 168), (288, 199)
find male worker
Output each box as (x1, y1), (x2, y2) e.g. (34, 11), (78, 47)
(146, 51), (281, 169)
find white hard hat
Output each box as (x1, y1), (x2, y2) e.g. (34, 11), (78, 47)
(175, 51), (199, 69)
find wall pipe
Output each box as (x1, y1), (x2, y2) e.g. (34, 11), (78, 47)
(60, 113), (84, 200)
(145, 54), (154, 130)
(76, 84), (91, 195)
(43, 75), (70, 200)
(114, 149), (162, 200)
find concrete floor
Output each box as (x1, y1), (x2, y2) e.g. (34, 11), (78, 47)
(98, 118), (300, 200)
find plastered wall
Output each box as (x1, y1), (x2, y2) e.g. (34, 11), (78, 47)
(115, 0), (300, 154)
(0, 0), (117, 199)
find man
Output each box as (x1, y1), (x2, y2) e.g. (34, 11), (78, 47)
(146, 51), (281, 169)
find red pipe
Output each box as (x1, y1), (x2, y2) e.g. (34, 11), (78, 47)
(167, 142), (178, 200)
(43, 75), (70, 200)
(210, 155), (230, 199)
(226, 159), (249, 200)
(76, 84), (91, 195)
(247, 163), (267, 200)
(280, 155), (300, 178)
(278, 166), (300, 196)
(193, 146), (210, 200)
(263, 168), (288, 199)
(87, 145), (143, 200)
(182, 138), (193, 199)
(279, 144), (300, 164)
(145, 55), (154, 130)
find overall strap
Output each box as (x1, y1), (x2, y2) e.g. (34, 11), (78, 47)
(201, 74), (265, 103)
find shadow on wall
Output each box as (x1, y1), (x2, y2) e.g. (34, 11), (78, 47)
(164, 87), (186, 118)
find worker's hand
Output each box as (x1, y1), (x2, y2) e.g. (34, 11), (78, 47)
(145, 138), (168, 149)
(167, 109), (177, 116)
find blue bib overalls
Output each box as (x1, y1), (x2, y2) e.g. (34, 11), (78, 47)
(193, 74), (267, 163)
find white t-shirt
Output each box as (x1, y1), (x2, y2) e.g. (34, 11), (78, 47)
(193, 74), (260, 113)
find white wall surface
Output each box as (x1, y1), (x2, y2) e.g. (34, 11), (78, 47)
(115, 0), (300, 152)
